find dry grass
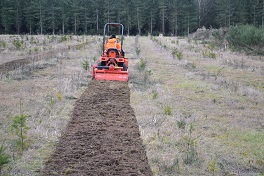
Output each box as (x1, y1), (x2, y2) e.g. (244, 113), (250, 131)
(0, 35), (100, 175)
(129, 36), (264, 175)
(0, 34), (263, 175)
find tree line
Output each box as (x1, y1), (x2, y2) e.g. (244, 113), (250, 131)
(0, 0), (263, 35)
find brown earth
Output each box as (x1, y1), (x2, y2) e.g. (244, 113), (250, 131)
(43, 80), (153, 176)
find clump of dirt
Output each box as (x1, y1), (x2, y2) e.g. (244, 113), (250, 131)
(43, 80), (152, 176)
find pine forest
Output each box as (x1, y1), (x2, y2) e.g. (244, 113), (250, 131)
(0, 0), (263, 35)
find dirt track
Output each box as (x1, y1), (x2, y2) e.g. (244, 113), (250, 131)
(0, 43), (87, 74)
(43, 80), (152, 175)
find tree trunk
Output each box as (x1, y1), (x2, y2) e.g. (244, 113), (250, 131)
(20, 127), (24, 151)
(228, 3), (231, 27)
(39, 1), (43, 34)
(162, 8), (165, 34)
(29, 0), (32, 35)
(74, 15), (77, 35)
(16, 6), (20, 34)
(62, 19), (65, 34)
(128, 23), (130, 36)
(150, 10), (153, 35)
(85, 5), (88, 34)
(188, 14), (190, 37)
(52, 0), (55, 35)
(107, 0), (109, 34)
(197, 0), (201, 27)
(262, 0), (264, 28)
(174, 0), (178, 36)
(29, 18), (32, 35)
(175, 12), (178, 36)
(137, 9), (141, 35)
(96, 9), (99, 31)
(126, 1), (130, 36)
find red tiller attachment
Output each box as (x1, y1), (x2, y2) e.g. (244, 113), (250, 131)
(93, 69), (129, 82)
(92, 59), (129, 82)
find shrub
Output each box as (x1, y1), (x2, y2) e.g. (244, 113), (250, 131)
(82, 60), (89, 71)
(138, 58), (146, 71)
(135, 47), (141, 56)
(0, 142), (10, 174)
(142, 69), (153, 85)
(57, 92), (63, 101)
(12, 39), (24, 49)
(207, 159), (219, 173)
(11, 113), (30, 151)
(50, 35), (57, 42)
(208, 51), (216, 59)
(184, 143), (197, 165)
(172, 48), (178, 59)
(152, 91), (158, 99)
(202, 49), (216, 59)
(30, 36), (38, 44)
(161, 158), (180, 174)
(0, 40), (6, 48)
(164, 105), (172, 115)
(184, 124), (198, 165)
(176, 51), (183, 60)
(172, 48), (183, 60)
(177, 118), (186, 129)
(191, 61), (196, 70)
(212, 30), (222, 41)
(226, 25), (264, 54)
(59, 35), (68, 42)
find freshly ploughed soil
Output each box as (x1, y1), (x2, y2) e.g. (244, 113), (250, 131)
(43, 80), (152, 176)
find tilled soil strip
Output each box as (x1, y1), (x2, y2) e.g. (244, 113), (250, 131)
(0, 42), (88, 74)
(43, 80), (152, 176)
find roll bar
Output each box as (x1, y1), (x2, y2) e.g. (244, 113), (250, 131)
(102, 23), (124, 53)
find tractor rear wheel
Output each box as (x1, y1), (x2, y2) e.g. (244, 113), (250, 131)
(122, 63), (127, 71)
(97, 62), (102, 70)
(98, 61), (106, 70)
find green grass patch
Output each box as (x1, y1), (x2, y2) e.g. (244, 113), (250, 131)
(204, 66), (225, 73)
(175, 80), (211, 92)
(219, 130), (264, 160)
(175, 80), (197, 89)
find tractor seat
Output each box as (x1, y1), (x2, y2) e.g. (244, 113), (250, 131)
(106, 48), (120, 58)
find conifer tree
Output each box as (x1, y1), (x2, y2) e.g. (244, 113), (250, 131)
(123, 0), (132, 35)
(168, 0), (181, 35)
(182, 0), (197, 36)
(1, 0), (14, 34)
(215, 0), (233, 27)
(24, 0), (35, 34)
(45, 0), (60, 34)
(232, 0), (247, 25)
(132, 0), (146, 35)
(159, 0), (167, 34)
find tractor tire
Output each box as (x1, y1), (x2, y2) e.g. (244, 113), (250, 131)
(122, 63), (127, 71)
(97, 62), (102, 70)
(97, 62), (106, 70)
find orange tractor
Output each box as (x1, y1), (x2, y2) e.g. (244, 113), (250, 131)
(92, 23), (129, 82)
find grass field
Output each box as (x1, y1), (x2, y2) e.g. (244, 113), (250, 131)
(0, 34), (263, 175)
